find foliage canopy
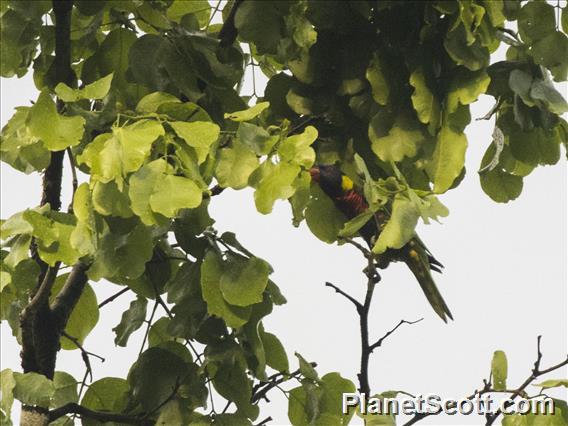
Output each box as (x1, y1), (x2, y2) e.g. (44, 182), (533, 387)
(0, 0), (567, 425)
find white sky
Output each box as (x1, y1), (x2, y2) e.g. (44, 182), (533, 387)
(1, 15), (567, 426)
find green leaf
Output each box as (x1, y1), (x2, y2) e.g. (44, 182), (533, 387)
(427, 126), (468, 194)
(136, 92), (181, 114)
(1, 369), (16, 423)
(211, 360), (256, 419)
(201, 251), (251, 328)
(370, 116), (426, 162)
(410, 67), (440, 128)
(51, 372), (78, 408)
(319, 373), (356, 423)
(278, 126), (317, 168)
(55, 74), (113, 102)
(81, 378), (129, 426)
(170, 121), (220, 164)
(149, 174), (203, 218)
(23, 209), (80, 266)
(149, 317), (177, 347)
(373, 197), (419, 254)
(446, 69), (491, 114)
(444, 24), (489, 71)
(50, 276), (99, 350)
(234, 2), (283, 54)
(97, 28), (137, 88)
(295, 353), (319, 381)
(215, 140), (259, 190)
(237, 122), (279, 156)
(27, 91), (85, 151)
(89, 222), (154, 281)
(129, 159), (202, 224)
(13, 372), (55, 407)
(113, 295), (147, 347)
(509, 70), (534, 106)
(480, 167), (523, 203)
(518, 2), (555, 44)
(0, 107), (50, 174)
(530, 80), (568, 114)
(128, 347), (190, 411)
(224, 102), (270, 122)
(533, 379), (568, 389)
(366, 53), (389, 106)
(491, 350), (508, 391)
(305, 184), (347, 244)
(92, 181), (133, 218)
(254, 162), (300, 214)
(79, 119), (164, 185)
(261, 331), (289, 373)
(338, 210), (374, 238)
(167, 0), (210, 27)
(220, 256), (270, 307)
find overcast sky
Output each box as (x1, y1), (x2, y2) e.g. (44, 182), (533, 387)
(1, 30), (567, 426)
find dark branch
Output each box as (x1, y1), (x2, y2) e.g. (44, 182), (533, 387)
(66, 147), (78, 213)
(51, 262), (90, 328)
(61, 332), (105, 382)
(218, 0), (244, 47)
(98, 287), (130, 309)
(369, 318), (424, 353)
(48, 403), (150, 425)
(403, 337), (568, 426)
(325, 282), (362, 312)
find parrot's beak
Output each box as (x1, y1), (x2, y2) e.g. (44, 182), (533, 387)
(309, 166), (320, 182)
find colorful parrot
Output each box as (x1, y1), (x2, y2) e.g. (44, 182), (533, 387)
(310, 164), (453, 322)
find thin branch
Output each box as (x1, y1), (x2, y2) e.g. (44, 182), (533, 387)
(138, 301), (159, 357)
(485, 337), (568, 425)
(48, 403), (150, 425)
(254, 416), (273, 426)
(251, 367), (308, 404)
(66, 147), (78, 213)
(403, 337), (568, 426)
(339, 237), (371, 258)
(207, 0), (223, 28)
(325, 282), (362, 312)
(61, 331), (105, 381)
(369, 318), (424, 353)
(98, 287), (130, 309)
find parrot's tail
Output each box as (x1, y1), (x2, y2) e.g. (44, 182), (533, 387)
(405, 251), (453, 322)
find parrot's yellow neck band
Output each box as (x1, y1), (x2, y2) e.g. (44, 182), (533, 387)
(341, 175), (354, 192)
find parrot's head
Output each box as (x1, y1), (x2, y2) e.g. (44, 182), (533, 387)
(309, 164), (353, 198)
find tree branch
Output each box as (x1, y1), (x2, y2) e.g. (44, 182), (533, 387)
(218, 0), (244, 47)
(485, 337), (568, 425)
(403, 337), (568, 426)
(51, 262), (90, 328)
(369, 318), (424, 353)
(325, 282), (362, 312)
(98, 287), (130, 309)
(48, 403), (150, 425)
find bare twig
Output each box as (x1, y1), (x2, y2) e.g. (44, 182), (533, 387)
(66, 147), (78, 213)
(48, 403), (151, 425)
(340, 237), (371, 258)
(98, 287), (130, 309)
(325, 282), (362, 312)
(369, 318), (424, 353)
(254, 416), (273, 426)
(485, 337), (568, 425)
(403, 337), (568, 426)
(61, 331), (105, 382)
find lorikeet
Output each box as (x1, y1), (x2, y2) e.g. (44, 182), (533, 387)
(310, 164), (453, 322)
